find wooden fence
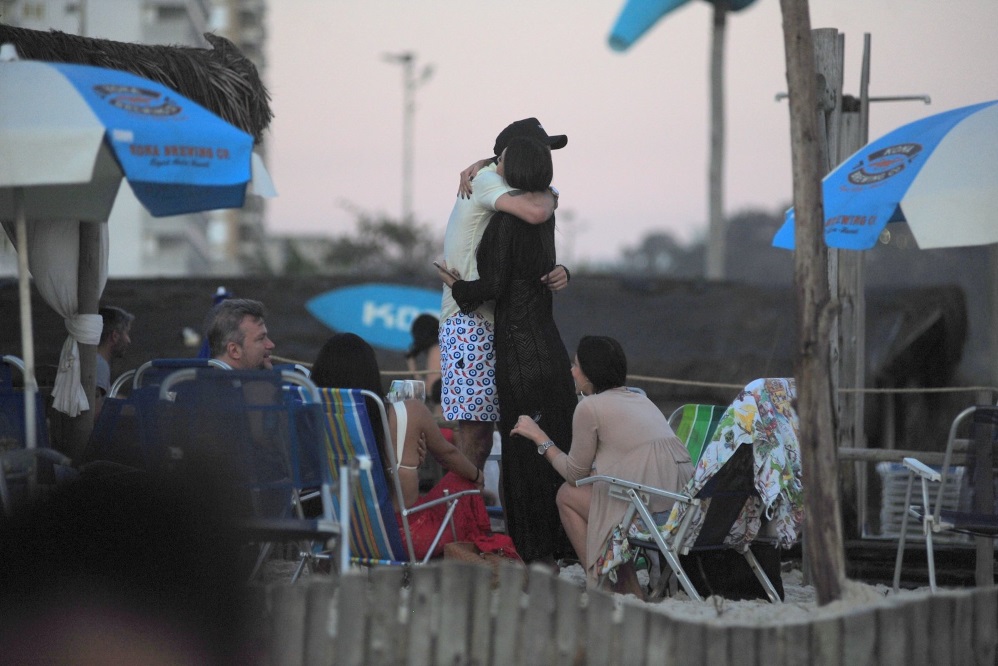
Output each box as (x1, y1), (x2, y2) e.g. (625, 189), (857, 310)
(249, 561), (998, 666)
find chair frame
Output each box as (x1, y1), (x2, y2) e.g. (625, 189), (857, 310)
(318, 387), (481, 567)
(577, 473), (704, 598)
(576, 383), (797, 604)
(159, 368), (349, 580)
(893, 404), (998, 592)
(578, 444), (782, 603)
(1, 355), (68, 516)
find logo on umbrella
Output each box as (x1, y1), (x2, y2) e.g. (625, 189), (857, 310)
(93, 84), (181, 116)
(847, 143), (922, 186)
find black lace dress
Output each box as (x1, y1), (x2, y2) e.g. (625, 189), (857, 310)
(451, 212), (577, 562)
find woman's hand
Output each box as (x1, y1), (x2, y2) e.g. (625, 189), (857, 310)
(510, 414), (545, 443)
(457, 159), (491, 198)
(434, 260), (461, 287)
(416, 432), (428, 466)
(540, 264), (569, 293)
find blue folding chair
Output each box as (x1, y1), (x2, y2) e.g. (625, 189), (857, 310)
(88, 358), (228, 469)
(0, 355), (50, 449)
(125, 357), (229, 394)
(1, 355), (69, 516)
(157, 368), (346, 581)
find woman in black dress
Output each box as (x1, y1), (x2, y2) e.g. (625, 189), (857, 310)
(439, 136), (577, 563)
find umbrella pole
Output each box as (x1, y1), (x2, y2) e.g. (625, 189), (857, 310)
(14, 187), (38, 451)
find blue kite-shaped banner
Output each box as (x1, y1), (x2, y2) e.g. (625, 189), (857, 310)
(609, 0), (758, 52)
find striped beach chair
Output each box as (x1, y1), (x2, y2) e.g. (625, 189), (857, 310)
(668, 403), (726, 465)
(317, 388), (407, 565)
(316, 388), (478, 567)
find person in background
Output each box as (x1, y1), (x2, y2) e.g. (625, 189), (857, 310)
(205, 299), (274, 370)
(511, 335), (694, 596)
(406, 313), (442, 390)
(95, 306), (134, 416)
(311, 333), (516, 560)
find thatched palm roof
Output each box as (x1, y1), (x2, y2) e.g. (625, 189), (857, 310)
(0, 23), (272, 143)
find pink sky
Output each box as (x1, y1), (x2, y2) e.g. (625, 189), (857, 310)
(264, 0), (998, 265)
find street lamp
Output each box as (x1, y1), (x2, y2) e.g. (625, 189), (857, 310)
(383, 51), (433, 223)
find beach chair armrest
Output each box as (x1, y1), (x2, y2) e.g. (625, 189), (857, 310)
(902, 457), (940, 482)
(401, 488), (481, 517)
(577, 474), (690, 504)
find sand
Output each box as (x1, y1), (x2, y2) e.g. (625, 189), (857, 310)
(555, 563), (930, 625)
(263, 557), (929, 626)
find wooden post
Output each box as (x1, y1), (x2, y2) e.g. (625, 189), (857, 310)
(779, 0), (846, 603)
(798, 26), (842, 587)
(705, 0), (728, 281)
(836, 35), (871, 538)
(68, 220), (100, 462)
(973, 391), (995, 587)
(836, 108), (866, 532)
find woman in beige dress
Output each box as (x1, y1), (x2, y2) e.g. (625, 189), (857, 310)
(511, 335), (694, 594)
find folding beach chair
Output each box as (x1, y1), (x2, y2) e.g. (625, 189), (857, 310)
(893, 404), (998, 592)
(579, 378), (802, 602)
(668, 403), (726, 466)
(0, 355), (50, 448)
(157, 368), (345, 581)
(0, 355), (70, 516)
(273, 362), (312, 379)
(315, 387), (480, 567)
(86, 358), (230, 469)
(123, 357), (229, 394)
(85, 384), (166, 470)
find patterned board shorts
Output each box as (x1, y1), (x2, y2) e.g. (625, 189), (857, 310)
(439, 312), (500, 422)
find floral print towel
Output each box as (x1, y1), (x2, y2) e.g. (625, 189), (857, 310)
(597, 378), (804, 579)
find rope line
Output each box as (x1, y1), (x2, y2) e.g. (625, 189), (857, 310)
(271, 355), (997, 398)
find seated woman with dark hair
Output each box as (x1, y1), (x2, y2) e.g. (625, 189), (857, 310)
(311, 332), (517, 561)
(511, 335), (694, 595)
(405, 313), (441, 389)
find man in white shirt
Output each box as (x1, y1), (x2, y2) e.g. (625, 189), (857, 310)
(438, 118), (571, 469)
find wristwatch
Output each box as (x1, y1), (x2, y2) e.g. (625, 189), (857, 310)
(537, 440), (556, 456)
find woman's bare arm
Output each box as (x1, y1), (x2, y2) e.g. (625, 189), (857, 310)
(404, 399), (483, 486)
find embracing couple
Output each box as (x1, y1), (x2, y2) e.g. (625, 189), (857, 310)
(436, 118), (577, 565)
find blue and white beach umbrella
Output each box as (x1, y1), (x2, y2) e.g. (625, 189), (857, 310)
(0, 48), (274, 443)
(0, 56), (270, 221)
(773, 99), (998, 251)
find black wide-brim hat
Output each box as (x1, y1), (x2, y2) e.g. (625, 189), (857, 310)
(493, 117), (568, 155)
